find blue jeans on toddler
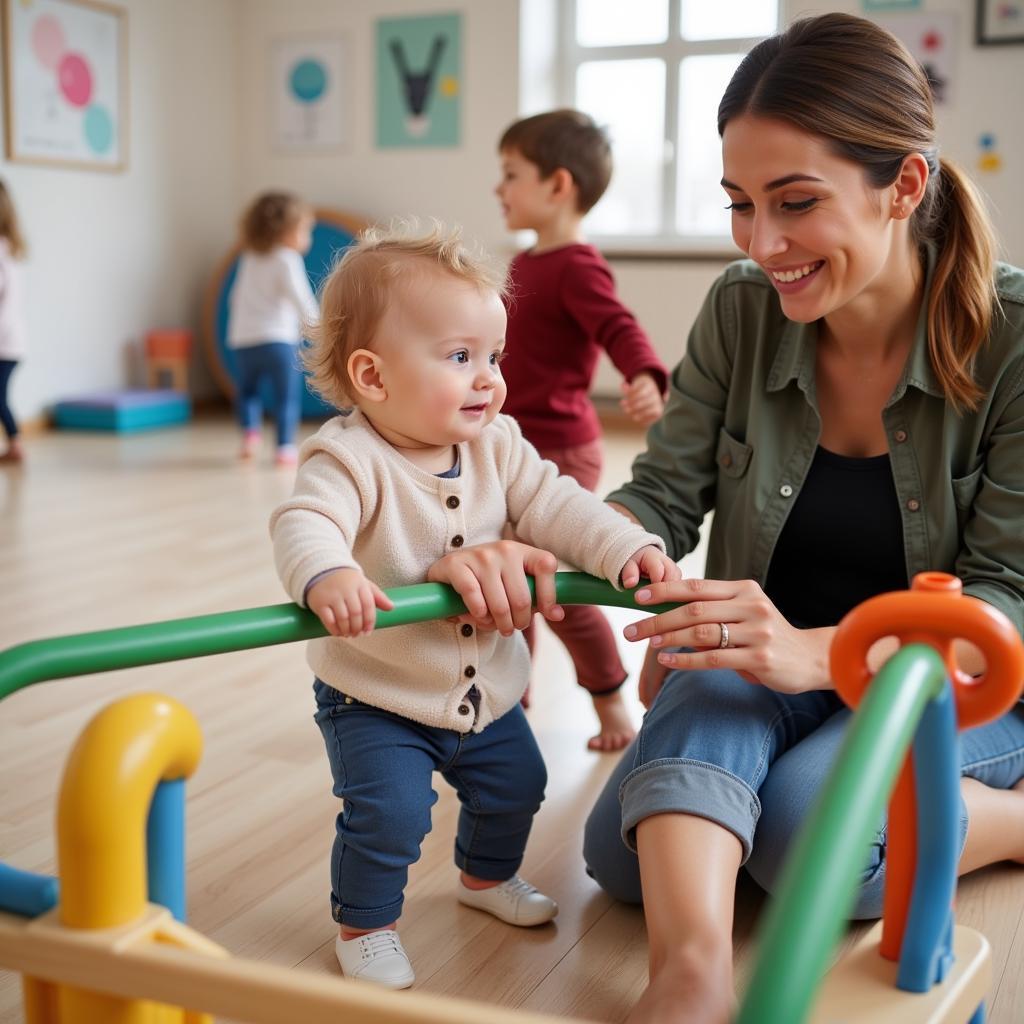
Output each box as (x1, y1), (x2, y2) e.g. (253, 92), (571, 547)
(583, 666), (1024, 919)
(313, 679), (548, 929)
(233, 341), (300, 447)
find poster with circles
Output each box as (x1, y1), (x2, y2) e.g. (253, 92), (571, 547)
(270, 35), (348, 150)
(2, 0), (125, 170)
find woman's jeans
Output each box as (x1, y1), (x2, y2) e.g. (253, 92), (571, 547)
(233, 341), (300, 446)
(313, 680), (547, 929)
(583, 667), (1024, 919)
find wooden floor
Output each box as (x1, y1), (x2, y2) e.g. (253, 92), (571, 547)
(0, 414), (1022, 1023)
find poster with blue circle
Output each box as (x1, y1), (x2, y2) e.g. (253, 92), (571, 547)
(271, 36), (348, 150)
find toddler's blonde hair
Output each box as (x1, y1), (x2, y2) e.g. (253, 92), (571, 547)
(304, 220), (506, 408)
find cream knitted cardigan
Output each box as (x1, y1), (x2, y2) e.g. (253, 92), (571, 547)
(270, 409), (664, 732)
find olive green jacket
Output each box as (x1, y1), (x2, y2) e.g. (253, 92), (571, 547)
(607, 254), (1024, 634)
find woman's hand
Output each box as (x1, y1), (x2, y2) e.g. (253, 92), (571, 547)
(427, 540), (563, 636)
(623, 577), (834, 694)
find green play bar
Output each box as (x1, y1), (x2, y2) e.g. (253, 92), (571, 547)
(736, 643), (948, 1024)
(0, 573), (675, 702)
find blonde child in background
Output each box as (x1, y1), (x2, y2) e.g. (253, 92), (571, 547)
(270, 223), (679, 989)
(227, 191), (317, 465)
(495, 109), (670, 752)
(0, 181), (27, 465)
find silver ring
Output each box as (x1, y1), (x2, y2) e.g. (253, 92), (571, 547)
(718, 622), (730, 649)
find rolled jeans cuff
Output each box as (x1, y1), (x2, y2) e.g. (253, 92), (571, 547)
(332, 893), (405, 929)
(618, 758), (761, 864)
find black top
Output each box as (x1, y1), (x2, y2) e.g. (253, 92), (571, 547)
(764, 446), (908, 629)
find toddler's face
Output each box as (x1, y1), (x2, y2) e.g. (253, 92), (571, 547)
(367, 269), (508, 456)
(495, 148), (552, 232)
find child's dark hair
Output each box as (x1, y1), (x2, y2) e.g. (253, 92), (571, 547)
(0, 180), (26, 258)
(240, 191), (312, 253)
(499, 109), (612, 213)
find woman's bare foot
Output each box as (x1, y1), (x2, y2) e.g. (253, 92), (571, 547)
(1013, 777), (1024, 864)
(588, 691), (636, 752)
(626, 944), (734, 1024)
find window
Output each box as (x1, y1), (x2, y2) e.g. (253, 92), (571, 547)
(527, 0), (779, 251)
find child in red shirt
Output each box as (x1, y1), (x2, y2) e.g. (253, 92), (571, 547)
(496, 109), (669, 752)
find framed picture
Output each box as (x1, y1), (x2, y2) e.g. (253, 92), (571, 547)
(1, 0), (127, 170)
(976, 0), (1024, 45)
(376, 12), (461, 148)
(269, 35), (349, 151)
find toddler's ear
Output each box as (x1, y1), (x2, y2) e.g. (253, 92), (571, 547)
(347, 348), (387, 403)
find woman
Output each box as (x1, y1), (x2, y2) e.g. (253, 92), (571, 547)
(581, 13), (1024, 1024)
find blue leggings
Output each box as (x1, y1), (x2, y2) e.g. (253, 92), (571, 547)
(0, 359), (18, 439)
(583, 667), (1024, 919)
(233, 342), (300, 447)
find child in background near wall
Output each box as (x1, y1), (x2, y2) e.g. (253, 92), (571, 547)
(227, 191), (318, 466)
(0, 181), (27, 465)
(495, 109), (670, 752)
(270, 222), (679, 989)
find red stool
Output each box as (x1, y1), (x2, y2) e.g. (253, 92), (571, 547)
(145, 330), (192, 392)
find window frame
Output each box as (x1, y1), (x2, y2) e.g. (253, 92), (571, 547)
(557, 0), (777, 256)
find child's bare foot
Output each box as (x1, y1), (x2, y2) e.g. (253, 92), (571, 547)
(588, 691), (636, 752)
(0, 440), (24, 463)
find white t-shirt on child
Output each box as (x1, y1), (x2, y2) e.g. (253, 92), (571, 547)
(227, 245), (318, 349)
(0, 239), (26, 360)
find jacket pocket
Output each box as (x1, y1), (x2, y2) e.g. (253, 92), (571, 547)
(716, 427), (753, 479)
(951, 463), (984, 531)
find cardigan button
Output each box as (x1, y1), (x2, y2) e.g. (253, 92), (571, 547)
(461, 623), (474, 637)
(907, 498), (921, 512)
(446, 495), (460, 509)
(458, 704), (471, 716)
(780, 484), (793, 498)
(464, 665), (477, 678)
(451, 535), (465, 547)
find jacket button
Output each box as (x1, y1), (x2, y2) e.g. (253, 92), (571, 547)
(461, 623), (474, 637)
(780, 484), (793, 498)
(451, 535), (464, 548)
(894, 429), (908, 443)
(446, 495), (460, 509)
(458, 704), (471, 715)
(907, 498), (921, 512)
(721, 453), (733, 468)
(464, 665), (476, 678)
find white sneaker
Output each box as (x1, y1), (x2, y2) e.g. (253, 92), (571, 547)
(335, 930), (415, 989)
(457, 875), (558, 927)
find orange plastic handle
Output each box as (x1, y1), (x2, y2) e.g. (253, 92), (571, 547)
(831, 572), (1024, 729)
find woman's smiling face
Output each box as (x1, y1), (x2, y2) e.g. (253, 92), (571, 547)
(721, 114), (906, 324)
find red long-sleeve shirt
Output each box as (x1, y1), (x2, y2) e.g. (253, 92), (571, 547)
(501, 244), (668, 449)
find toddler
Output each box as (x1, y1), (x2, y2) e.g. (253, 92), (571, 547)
(496, 109), (669, 751)
(227, 191), (318, 465)
(0, 180), (27, 464)
(270, 223), (678, 989)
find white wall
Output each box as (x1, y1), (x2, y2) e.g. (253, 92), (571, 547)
(2, 0), (239, 421)
(235, 0), (519, 255)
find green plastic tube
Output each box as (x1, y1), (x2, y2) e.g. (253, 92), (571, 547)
(736, 643), (948, 1024)
(0, 573), (675, 702)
